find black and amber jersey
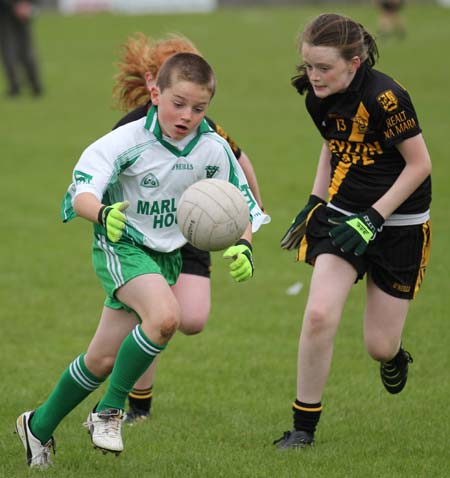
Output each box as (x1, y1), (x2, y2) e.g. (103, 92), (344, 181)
(305, 62), (431, 215)
(113, 102), (242, 160)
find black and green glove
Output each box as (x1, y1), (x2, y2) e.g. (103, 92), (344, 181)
(328, 207), (384, 256)
(98, 200), (130, 243)
(223, 239), (254, 282)
(280, 195), (326, 250)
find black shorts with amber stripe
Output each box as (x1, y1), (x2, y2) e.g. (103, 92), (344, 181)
(180, 242), (212, 278)
(298, 205), (432, 300)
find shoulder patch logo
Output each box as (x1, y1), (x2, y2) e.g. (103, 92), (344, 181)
(205, 165), (219, 178)
(74, 170), (93, 184)
(376, 90), (399, 112)
(140, 173), (159, 188)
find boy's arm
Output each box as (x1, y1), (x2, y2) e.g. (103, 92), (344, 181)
(73, 192), (103, 223)
(73, 192), (129, 243)
(223, 222), (254, 283)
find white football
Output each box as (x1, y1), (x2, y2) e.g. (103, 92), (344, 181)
(177, 179), (250, 251)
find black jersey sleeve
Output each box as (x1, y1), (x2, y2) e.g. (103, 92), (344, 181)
(371, 81), (422, 149)
(205, 116), (242, 160)
(112, 104), (149, 130)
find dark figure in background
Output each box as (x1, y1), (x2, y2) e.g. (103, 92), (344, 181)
(0, 0), (43, 97)
(374, 0), (406, 39)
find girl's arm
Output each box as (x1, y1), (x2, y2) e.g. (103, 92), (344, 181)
(238, 151), (264, 209)
(311, 141), (331, 200)
(373, 134), (432, 218)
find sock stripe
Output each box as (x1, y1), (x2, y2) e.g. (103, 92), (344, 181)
(132, 326), (164, 356)
(69, 355), (101, 391)
(129, 387), (153, 399)
(292, 402), (323, 412)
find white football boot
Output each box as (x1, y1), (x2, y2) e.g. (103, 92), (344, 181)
(16, 411), (55, 467)
(84, 408), (124, 455)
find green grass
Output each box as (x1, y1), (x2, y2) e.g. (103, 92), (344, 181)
(1, 4), (449, 477)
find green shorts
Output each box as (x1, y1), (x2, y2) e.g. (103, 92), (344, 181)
(92, 232), (182, 311)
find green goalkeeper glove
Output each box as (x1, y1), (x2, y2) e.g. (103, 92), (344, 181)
(98, 200), (130, 243)
(280, 195), (326, 250)
(223, 239), (254, 283)
(328, 207), (384, 256)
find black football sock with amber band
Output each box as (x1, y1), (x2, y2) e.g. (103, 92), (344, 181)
(128, 386), (153, 414)
(293, 399), (322, 434)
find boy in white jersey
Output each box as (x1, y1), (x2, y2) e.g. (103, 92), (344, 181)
(16, 53), (264, 468)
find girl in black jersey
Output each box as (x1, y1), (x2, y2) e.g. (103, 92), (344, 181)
(112, 33), (265, 423)
(277, 13), (431, 449)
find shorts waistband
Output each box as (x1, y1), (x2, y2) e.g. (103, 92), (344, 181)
(327, 203), (430, 226)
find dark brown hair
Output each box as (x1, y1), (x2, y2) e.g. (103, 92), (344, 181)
(292, 13), (379, 95)
(156, 52), (216, 98)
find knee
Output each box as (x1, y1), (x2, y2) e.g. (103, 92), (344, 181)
(303, 306), (332, 336)
(178, 314), (208, 335)
(158, 310), (181, 341)
(365, 341), (397, 362)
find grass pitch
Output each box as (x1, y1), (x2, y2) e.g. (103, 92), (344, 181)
(1, 4), (449, 477)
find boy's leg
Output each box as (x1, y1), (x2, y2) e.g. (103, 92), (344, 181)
(30, 354), (105, 444)
(96, 324), (166, 412)
(98, 274), (180, 411)
(125, 271), (211, 423)
(88, 274), (180, 452)
(16, 353), (105, 468)
(17, 306), (137, 467)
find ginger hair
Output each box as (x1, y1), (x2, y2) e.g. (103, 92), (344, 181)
(113, 33), (200, 111)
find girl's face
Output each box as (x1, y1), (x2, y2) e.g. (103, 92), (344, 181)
(150, 80), (211, 140)
(301, 43), (361, 98)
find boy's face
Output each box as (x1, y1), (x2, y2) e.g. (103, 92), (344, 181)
(150, 80), (212, 140)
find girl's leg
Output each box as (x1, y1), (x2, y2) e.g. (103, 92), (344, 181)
(297, 254), (357, 402)
(364, 278), (412, 394)
(276, 254), (356, 449)
(364, 278), (410, 361)
(173, 273), (211, 334)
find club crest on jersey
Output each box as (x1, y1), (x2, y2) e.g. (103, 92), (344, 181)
(205, 166), (219, 178)
(352, 115), (369, 134)
(140, 173), (160, 188)
(376, 90), (399, 112)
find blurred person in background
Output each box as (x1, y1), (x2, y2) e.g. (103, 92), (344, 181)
(277, 12), (431, 449)
(0, 0), (43, 97)
(112, 33), (267, 424)
(374, 0), (406, 39)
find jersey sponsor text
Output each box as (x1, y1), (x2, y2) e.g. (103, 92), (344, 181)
(137, 198), (177, 229)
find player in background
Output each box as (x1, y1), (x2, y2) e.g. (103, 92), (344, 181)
(276, 13), (431, 449)
(0, 0), (44, 97)
(16, 52), (266, 468)
(112, 33), (266, 424)
(374, 0), (406, 39)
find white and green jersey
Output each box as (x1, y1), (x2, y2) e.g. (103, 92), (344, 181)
(62, 105), (269, 252)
